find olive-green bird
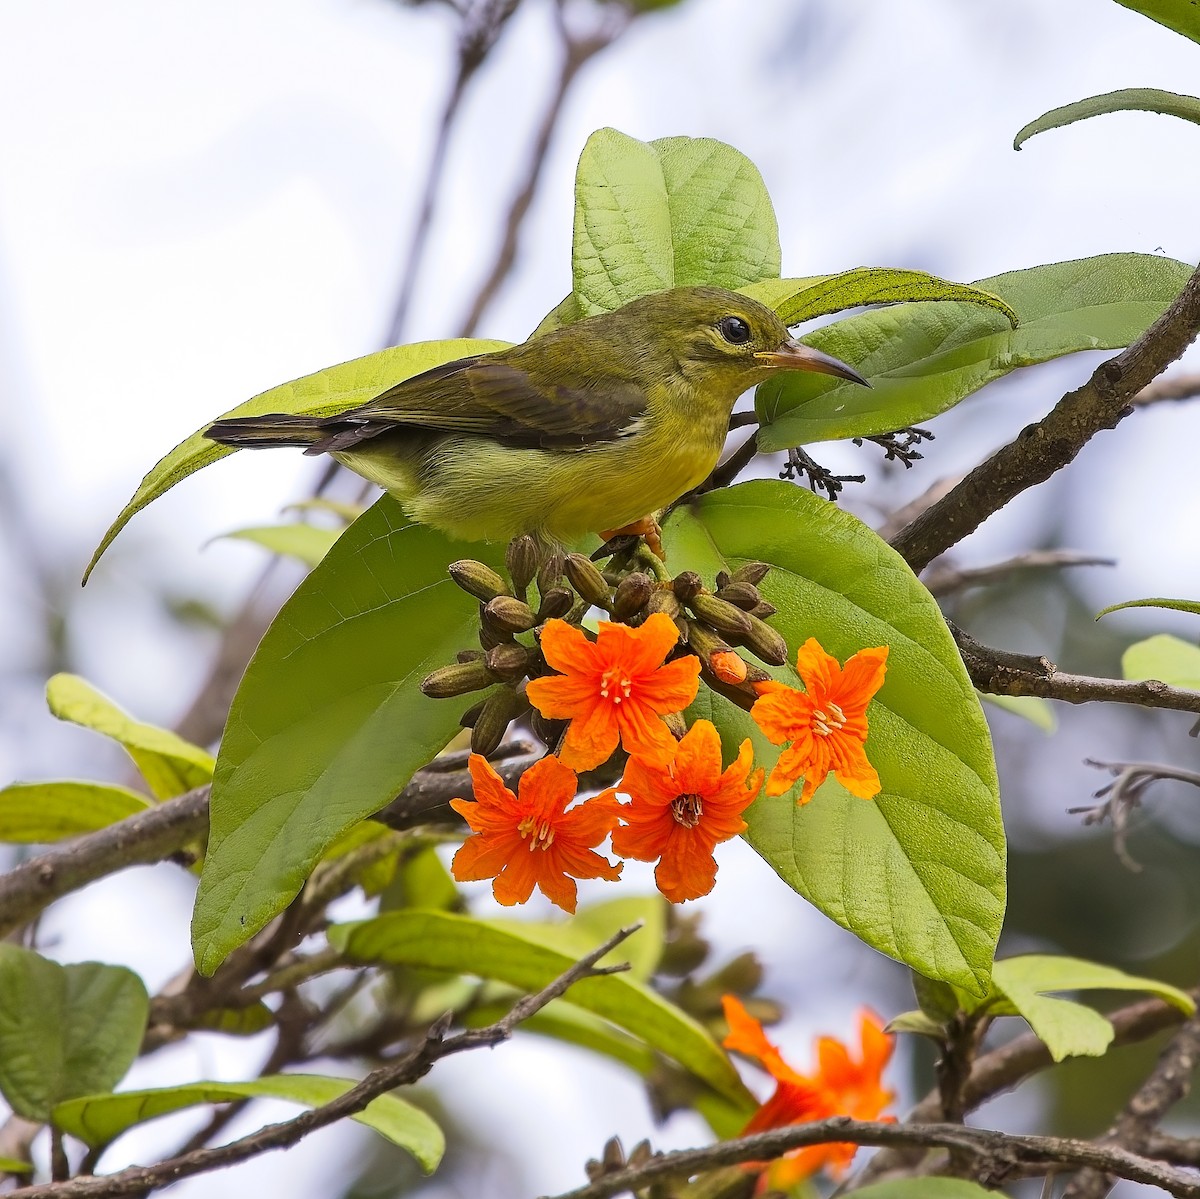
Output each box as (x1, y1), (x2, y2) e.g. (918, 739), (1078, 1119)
(205, 286), (866, 546)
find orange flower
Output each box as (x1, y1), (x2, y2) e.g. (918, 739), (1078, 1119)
(722, 994), (895, 1185)
(449, 753), (622, 913)
(525, 613), (701, 772)
(751, 638), (889, 801)
(610, 720), (763, 903)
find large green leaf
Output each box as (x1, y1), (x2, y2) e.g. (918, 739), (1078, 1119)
(756, 253), (1194, 449)
(984, 955), (1195, 1062)
(1122, 633), (1200, 688)
(191, 497), (504, 976)
(45, 674), (213, 800)
(852, 1182), (999, 1199)
(84, 338), (507, 582)
(740, 269), (1016, 328)
(1098, 596), (1200, 620)
(329, 910), (750, 1104)
(1015, 88), (1200, 150)
(52, 1075), (443, 1171)
(0, 781), (152, 843)
(571, 128), (780, 318)
(214, 522), (343, 567)
(665, 482), (1005, 993)
(0, 947), (148, 1121)
(1113, 0), (1200, 44)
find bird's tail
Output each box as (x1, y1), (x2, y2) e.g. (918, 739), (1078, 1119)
(206, 414), (332, 451)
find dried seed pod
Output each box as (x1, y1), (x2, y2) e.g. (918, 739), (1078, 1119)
(505, 535), (540, 594)
(470, 685), (525, 757)
(715, 569), (732, 590)
(661, 710), (687, 739)
(564, 553), (612, 606)
(732, 561), (771, 587)
(714, 581), (762, 611)
(484, 641), (532, 681)
(535, 586), (574, 623)
(455, 648), (485, 664)
(482, 595), (538, 634)
(749, 601), (778, 620)
(741, 613), (789, 666)
(689, 592), (754, 638)
(671, 571), (704, 603)
(645, 588), (682, 619)
(420, 659), (496, 699)
(612, 572), (652, 622)
(448, 559), (509, 603)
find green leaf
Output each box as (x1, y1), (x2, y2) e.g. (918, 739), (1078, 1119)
(1097, 596), (1200, 619)
(851, 1181), (1000, 1199)
(1113, 0), (1200, 44)
(329, 910), (750, 1104)
(666, 482), (1005, 994)
(45, 674), (213, 800)
(979, 692), (1058, 733)
(741, 269), (1017, 328)
(1015, 88), (1200, 150)
(214, 523), (343, 567)
(0, 781), (153, 843)
(191, 497), (505, 976)
(52, 1074), (443, 1171)
(193, 1003), (276, 1037)
(886, 1010), (947, 1039)
(0, 1158), (32, 1175)
(0, 946), (148, 1121)
(84, 338), (508, 582)
(756, 253), (1194, 449)
(571, 129), (779, 318)
(988, 955), (1195, 1062)
(1122, 633), (1200, 688)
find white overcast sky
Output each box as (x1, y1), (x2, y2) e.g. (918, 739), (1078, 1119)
(2, 1), (1200, 1195)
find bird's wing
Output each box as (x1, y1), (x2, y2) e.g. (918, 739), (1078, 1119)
(351, 357), (649, 450)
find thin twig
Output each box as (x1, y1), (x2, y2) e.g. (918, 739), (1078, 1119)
(891, 260), (1200, 572)
(14, 924), (640, 1199)
(542, 1118), (1200, 1199)
(1131, 371), (1200, 407)
(924, 550), (1116, 598)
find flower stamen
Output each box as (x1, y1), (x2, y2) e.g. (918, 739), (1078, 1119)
(670, 792), (704, 828)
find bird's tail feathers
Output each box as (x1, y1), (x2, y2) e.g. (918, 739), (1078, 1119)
(205, 413), (390, 455)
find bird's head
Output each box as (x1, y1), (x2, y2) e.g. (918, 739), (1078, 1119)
(629, 286), (867, 400)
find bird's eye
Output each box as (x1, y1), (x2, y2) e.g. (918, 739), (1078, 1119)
(717, 315), (752, 345)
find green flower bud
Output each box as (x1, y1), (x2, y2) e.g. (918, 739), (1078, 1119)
(741, 613), (789, 666)
(421, 659), (496, 699)
(689, 592), (753, 638)
(564, 553), (612, 606)
(505, 535), (540, 593)
(448, 559), (509, 602)
(749, 601), (778, 620)
(645, 588), (682, 619)
(470, 685), (526, 757)
(612, 572), (652, 622)
(482, 595), (538, 634)
(484, 641), (532, 681)
(536, 586), (574, 623)
(671, 571), (703, 603)
(731, 561), (771, 587)
(714, 581), (762, 611)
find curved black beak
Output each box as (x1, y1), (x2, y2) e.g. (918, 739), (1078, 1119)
(755, 338), (870, 387)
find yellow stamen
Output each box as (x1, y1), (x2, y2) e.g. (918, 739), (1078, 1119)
(517, 815), (555, 850)
(671, 793), (704, 828)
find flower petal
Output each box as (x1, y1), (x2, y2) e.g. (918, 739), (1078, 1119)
(618, 753), (680, 810)
(751, 684), (811, 746)
(525, 673), (600, 721)
(538, 618), (600, 676)
(600, 611), (680, 677)
(450, 831), (523, 881)
(557, 789), (622, 846)
(837, 645), (890, 716)
(794, 637), (841, 697)
(611, 807), (673, 862)
(616, 698), (679, 769)
(831, 738), (882, 800)
(672, 719), (724, 796)
(634, 653), (701, 713)
(557, 699), (621, 771)
(654, 826), (719, 902)
(492, 849), (539, 907)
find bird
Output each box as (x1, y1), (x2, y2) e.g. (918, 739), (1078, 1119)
(204, 286), (867, 548)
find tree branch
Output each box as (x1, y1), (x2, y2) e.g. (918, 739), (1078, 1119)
(890, 260), (1200, 572)
(13, 924), (640, 1199)
(924, 550), (1115, 598)
(544, 1118), (1200, 1199)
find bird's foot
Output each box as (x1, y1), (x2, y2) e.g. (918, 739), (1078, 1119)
(780, 447), (865, 501)
(599, 515), (665, 561)
(853, 425), (934, 467)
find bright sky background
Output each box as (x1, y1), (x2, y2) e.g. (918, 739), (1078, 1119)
(2, 0), (1199, 1194)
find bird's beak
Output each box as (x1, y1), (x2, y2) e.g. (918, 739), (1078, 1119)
(755, 339), (870, 387)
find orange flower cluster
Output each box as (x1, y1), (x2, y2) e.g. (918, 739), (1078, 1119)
(449, 614), (888, 910)
(722, 995), (895, 1186)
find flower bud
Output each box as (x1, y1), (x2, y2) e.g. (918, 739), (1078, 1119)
(456, 649), (485, 664)
(689, 592), (753, 638)
(671, 571), (703, 603)
(448, 559), (509, 602)
(685, 620), (732, 662)
(536, 586), (574, 623)
(458, 696), (488, 728)
(531, 711), (568, 749)
(421, 659), (495, 699)
(482, 595), (537, 634)
(505, 535), (540, 593)
(715, 570), (732, 590)
(710, 649), (749, 685)
(470, 685), (526, 757)
(479, 622), (507, 650)
(646, 588), (682, 619)
(536, 554), (565, 596)
(749, 601), (778, 620)
(731, 561), (771, 587)
(714, 581), (761, 611)
(612, 572), (652, 622)
(564, 553), (612, 606)
(484, 641), (532, 681)
(741, 613), (789, 666)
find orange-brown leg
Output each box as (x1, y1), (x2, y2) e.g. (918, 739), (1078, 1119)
(599, 515), (665, 560)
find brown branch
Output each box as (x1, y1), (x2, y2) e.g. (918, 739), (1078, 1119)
(924, 550), (1116, 598)
(543, 1118), (1200, 1199)
(456, 2), (628, 336)
(14, 924), (640, 1199)
(852, 988), (1198, 1189)
(890, 260), (1200, 572)
(1143, 1134), (1200, 1168)
(0, 742), (542, 939)
(952, 624), (1200, 715)
(1064, 1010), (1200, 1199)
(1132, 371), (1200, 407)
